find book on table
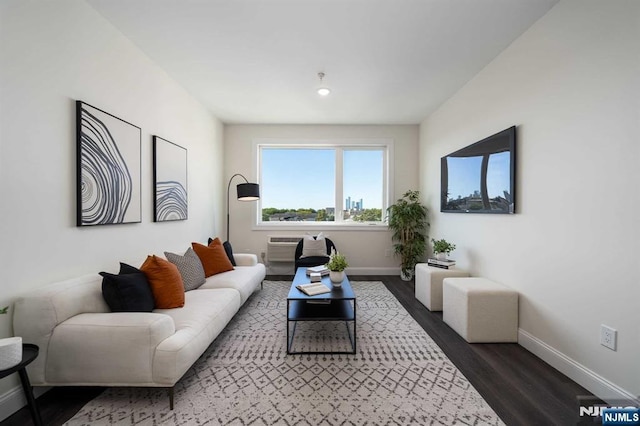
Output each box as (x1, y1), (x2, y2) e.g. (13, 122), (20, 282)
(427, 258), (456, 269)
(306, 265), (329, 276)
(427, 262), (453, 269)
(427, 257), (456, 265)
(296, 282), (332, 296)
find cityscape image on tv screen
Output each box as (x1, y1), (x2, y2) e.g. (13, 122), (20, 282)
(441, 126), (515, 214)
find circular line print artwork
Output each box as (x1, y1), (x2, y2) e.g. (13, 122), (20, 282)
(76, 101), (141, 226)
(153, 136), (188, 222)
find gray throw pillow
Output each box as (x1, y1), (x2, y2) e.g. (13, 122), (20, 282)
(165, 248), (206, 291)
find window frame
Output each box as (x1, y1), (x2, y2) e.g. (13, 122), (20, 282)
(253, 138), (394, 231)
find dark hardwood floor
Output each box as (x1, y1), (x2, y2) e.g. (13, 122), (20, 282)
(2, 275), (596, 425)
(375, 275), (596, 425)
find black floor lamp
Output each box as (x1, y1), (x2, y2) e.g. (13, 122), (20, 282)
(226, 173), (260, 242)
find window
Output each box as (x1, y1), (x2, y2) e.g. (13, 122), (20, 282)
(255, 139), (392, 228)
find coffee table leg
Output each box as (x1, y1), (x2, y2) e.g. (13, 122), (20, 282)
(17, 368), (43, 426)
(286, 299), (296, 354)
(345, 322), (353, 346)
(345, 321), (357, 354)
(354, 300), (357, 353)
(288, 321), (298, 353)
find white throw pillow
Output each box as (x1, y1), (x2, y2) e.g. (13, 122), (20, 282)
(300, 235), (327, 258)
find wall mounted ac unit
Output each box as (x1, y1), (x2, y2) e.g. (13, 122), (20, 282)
(266, 236), (302, 262)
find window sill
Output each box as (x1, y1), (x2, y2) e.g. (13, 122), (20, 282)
(253, 222), (389, 232)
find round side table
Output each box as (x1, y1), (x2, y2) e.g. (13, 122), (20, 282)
(0, 343), (43, 426)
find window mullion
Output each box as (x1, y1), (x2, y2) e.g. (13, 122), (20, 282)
(335, 147), (344, 223)
(382, 148), (388, 214)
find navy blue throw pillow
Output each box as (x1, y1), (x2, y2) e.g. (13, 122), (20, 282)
(100, 263), (155, 312)
(119, 262), (141, 275)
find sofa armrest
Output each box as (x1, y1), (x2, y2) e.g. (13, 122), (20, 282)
(44, 312), (175, 385)
(12, 274), (108, 383)
(234, 253), (258, 266)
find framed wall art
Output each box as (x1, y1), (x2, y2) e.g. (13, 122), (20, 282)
(76, 101), (142, 226)
(153, 136), (188, 222)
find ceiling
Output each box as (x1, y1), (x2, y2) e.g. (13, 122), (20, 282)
(87, 0), (558, 125)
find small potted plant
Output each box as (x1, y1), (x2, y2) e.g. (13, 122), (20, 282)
(326, 250), (348, 286)
(0, 306), (23, 370)
(431, 238), (456, 260)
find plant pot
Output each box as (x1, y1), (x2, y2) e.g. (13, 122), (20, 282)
(400, 269), (414, 281)
(329, 270), (344, 286)
(436, 252), (447, 261)
(0, 337), (22, 370)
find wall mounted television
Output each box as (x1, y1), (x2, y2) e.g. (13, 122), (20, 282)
(441, 126), (516, 214)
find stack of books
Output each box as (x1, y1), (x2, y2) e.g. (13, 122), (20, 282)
(427, 258), (456, 269)
(306, 265), (329, 276)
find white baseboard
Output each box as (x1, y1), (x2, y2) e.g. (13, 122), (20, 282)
(0, 384), (49, 422)
(518, 329), (638, 404)
(346, 267), (400, 276)
(266, 265), (401, 276)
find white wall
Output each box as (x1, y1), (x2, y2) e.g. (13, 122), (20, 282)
(224, 124), (419, 274)
(0, 0), (224, 414)
(420, 0), (639, 400)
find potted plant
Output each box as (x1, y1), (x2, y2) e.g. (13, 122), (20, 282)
(386, 190), (429, 281)
(0, 306), (23, 370)
(432, 238), (456, 260)
(326, 250), (348, 286)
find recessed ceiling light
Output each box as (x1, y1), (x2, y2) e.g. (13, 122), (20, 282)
(317, 72), (330, 96)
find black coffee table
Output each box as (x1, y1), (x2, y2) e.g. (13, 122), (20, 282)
(287, 267), (356, 355)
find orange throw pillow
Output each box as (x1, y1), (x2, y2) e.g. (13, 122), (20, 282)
(192, 239), (234, 277)
(140, 255), (185, 309)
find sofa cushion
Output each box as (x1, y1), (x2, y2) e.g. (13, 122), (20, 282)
(164, 248), (206, 291)
(99, 263), (155, 312)
(140, 255), (185, 309)
(192, 239), (234, 277)
(200, 264), (265, 304)
(153, 288), (241, 385)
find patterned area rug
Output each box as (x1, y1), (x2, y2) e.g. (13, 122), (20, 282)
(66, 281), (503, 425)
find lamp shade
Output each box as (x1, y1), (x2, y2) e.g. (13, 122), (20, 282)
(237, 183), (260, 201)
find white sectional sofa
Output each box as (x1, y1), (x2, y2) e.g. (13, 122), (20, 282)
(12, 253), (265, 409)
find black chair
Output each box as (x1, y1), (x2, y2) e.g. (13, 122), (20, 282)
(294, 237), (337, 270)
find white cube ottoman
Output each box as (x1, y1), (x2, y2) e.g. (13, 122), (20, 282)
(443, 277), (518, 343)
(415, 264), (469, 311)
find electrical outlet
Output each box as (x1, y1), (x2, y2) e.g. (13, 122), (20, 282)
(600, 324), (617, 351)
